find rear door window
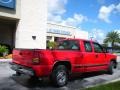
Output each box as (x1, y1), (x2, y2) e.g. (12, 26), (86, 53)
(84, 41), (92, 52)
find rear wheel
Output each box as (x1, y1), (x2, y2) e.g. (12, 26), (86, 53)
(51, 65), (68, 87)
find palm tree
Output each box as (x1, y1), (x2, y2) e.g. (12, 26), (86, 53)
(104, 31), (120, 47)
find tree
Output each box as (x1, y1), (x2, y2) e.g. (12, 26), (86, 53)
(104, 31), (120, 47)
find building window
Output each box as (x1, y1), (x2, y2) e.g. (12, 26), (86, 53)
(47, 36), (52, 41)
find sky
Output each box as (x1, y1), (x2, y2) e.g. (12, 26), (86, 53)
(47, 0), (120, 43)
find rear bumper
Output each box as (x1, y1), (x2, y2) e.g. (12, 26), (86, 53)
(10, 62), (52, 77)
(10, 62), (34, 76)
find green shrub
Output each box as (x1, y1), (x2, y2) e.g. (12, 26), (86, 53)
(47, 41), (57, 49)
(0, 45), (9, 57)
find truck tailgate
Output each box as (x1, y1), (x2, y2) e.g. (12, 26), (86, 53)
(12, 49), (34, 67)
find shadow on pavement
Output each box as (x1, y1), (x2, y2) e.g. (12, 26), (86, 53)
(70, 71), (106, 81)
(11, 75), (54, 88)
(11, 71), (107, 89)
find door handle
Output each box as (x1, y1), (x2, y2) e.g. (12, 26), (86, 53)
(19, 52), (22, 55)
(81, 54), (84, 58)
(95, 54), (98, 58)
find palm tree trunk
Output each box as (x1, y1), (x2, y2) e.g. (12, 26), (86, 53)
(112, 41), (114, 52)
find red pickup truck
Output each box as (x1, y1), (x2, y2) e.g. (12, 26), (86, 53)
(10, 39), (117, 87)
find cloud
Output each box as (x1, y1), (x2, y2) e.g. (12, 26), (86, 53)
(61, 13), (88, 27)
(98, 3), (120, 23)
(47, 0), (67, 22)
(47, 0), (87, 27)
(48, 0), (67, 15)
(48, 13), (63, 23)
(89, 29), (106, 43)
(98, 4), (115, 23)
(116, 3), (120, 12)
(114, 29), (120, 33)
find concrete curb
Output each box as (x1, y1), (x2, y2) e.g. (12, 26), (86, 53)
(108, 78), (120, 83)
(0, 59), (12, 64)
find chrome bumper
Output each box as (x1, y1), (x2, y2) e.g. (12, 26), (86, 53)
(10, 62), (34, 76)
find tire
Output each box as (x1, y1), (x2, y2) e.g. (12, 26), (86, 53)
(51, 65), (68, 87)
(107, 61), (114, 75)
(113, 61), (117, 69)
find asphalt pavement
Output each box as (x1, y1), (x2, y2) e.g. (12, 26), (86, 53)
(0, 61), (120, 90)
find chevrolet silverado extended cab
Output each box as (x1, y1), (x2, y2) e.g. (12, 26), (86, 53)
(10, 39), (117, 87)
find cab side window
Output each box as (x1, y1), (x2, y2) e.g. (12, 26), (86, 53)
(84, 41), (92, 52)
(70, 41), (80, 50)
(93, 43), (103, 53)
(58, 40), (80, 50)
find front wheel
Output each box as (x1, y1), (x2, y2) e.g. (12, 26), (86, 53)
(107, 61), (114, 75)
(51, 65), (68, 87)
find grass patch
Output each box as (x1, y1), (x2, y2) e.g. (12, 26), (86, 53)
(83, 81), (120, 90)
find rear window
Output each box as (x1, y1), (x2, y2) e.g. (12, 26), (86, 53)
(56, 40), (80, 50)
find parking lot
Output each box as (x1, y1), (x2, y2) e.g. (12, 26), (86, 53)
(0, 59), (120, 90)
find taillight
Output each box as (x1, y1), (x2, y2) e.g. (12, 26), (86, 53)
(32, 51), (40, 65)
(32, 58), (40, 64)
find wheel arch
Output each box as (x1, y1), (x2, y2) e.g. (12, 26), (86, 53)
(111, 58), (117, 64)
(52, 61), (72, 73)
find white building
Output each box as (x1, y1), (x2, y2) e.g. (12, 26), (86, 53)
(0, 0), (47, 51)
(0, 0), (88, 54)
(47, 22), (88, 42)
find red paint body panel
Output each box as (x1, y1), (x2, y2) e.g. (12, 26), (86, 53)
(32, 65), (52, 77)
(12, 39), (117, 77)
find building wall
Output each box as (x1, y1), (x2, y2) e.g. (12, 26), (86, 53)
(15, 0), (47, 49)
(47, 22), (76, 41)
(0, 0), (47, 49)
(0, 0), (20, 52)
(47, 22), (88, 41)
